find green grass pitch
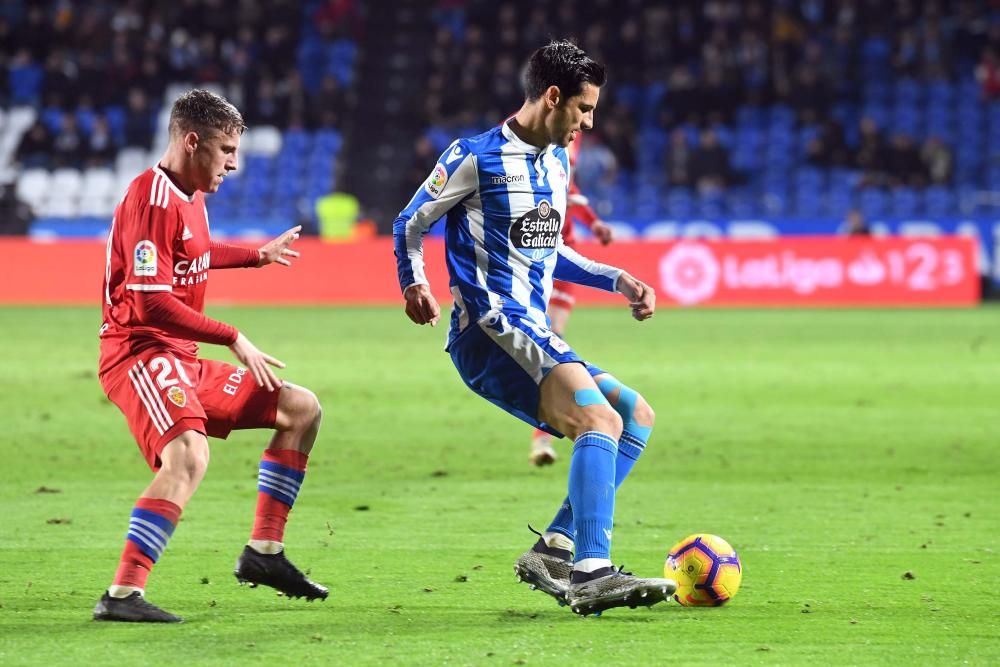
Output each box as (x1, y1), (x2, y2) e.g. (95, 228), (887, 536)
(1, 305), (997, 665)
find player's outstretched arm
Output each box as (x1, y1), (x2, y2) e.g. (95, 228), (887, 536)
(616, 272), (656, 321)
(256, 225), (302, 267)
(403, 283), (441, 326)
(228, 331), (286, 392)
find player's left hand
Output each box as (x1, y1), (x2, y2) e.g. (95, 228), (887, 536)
(257, 225), (302, 267)
(616, 272), (656, 321)
(591, 220), (614, 245)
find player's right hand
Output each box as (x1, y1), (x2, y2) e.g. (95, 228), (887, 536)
(403, 283), (441, 326)
(616, 272), (656, 321)
(229, 332), (285, 392)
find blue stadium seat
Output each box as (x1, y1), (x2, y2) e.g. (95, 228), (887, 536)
(41, 106), (63, 133)
(697, 191), (726, 218)
(894, 79), (922, 105)
(927, 81), (955, 106)
(796, 167), (825, 189)
(314, 129), (342, 153)
(825, 186), (854, 217)
(891, 188), (922, 217)
(762, 187), (789, 215)
(863, 81), (891, 105)
(955, 144), (983, 170)
(634, 186), (660, 218)
(736, 106), (766, 129)
(731, 146), (762, 171)
(664, 189), (694, 217)
(712, 125), (734, 149)
(727, 192), (758, 218)
(282, 129), (311, 154)
(858, 189), (887, 217)
(861, 37), (892, 66)
(735, 127), (764, 151)
(76, 108), (97, 135)
(104, 105), (127, 143)
(769, 105), (796, 128)
(829, 168), (859, 190)
(861, 104), (889, 128)
(925, 186), (956, 217)
(614, 83), (643, 112)
(8, 62), (44, 105)
(640, 82), (667, 128)
(268, 199), (300, 221)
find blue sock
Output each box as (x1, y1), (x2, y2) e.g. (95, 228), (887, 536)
(546, 428), (648, 543)
(566, 431), (618, 561)
(613, 429), (646, 483)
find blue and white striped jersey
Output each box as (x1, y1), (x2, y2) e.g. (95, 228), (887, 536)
(393, 122), (622, 348)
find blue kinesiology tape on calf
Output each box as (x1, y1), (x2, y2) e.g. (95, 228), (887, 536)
(574, 388), (610, 408)
(597, 378), (652, 441)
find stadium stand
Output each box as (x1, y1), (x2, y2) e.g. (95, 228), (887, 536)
(412, 0), (1000, 226)
(2, 1), (1000, 236)
(0, 0), (359, 238)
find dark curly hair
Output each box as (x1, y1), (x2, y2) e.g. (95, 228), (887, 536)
(168, 89), (246, 139)
(522, 40), (607, 101)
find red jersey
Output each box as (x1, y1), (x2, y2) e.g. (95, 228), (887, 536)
(99, 167), (240, 376)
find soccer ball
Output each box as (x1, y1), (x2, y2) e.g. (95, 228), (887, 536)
(665, 533), (742, 606)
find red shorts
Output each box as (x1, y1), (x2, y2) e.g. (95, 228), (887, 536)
(100, 348), (280, 471)
(550, 280), (575, 311)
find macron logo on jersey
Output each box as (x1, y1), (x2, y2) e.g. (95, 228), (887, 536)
(133, 240), (157, 276)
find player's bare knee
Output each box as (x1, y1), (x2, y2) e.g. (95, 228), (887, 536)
(304, 390), (322, 430)
(578, 405), (623, 440)
(632, 395), (655, 429)
(277, 384), (321, 432)
(160, 435), (209, 485)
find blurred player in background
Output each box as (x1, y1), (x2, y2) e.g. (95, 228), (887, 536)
(393, 41), (675, 616)
(94, 90), (327, 623)
(530, 135), (614, 466)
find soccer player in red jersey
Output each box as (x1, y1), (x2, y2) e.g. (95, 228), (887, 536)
(529, 135), (615, 466)
(93, 90), (327, 623)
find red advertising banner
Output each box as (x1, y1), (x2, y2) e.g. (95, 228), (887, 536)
(0, 236), (978, 306)
(642, 236), (980, 307)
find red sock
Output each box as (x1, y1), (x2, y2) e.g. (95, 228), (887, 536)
(113, 497), (181, 589)
(251, 448), (308, 543)
(533, 428), (549, 441)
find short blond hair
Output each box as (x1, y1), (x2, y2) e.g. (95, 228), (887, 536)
(169, 89), (246, 138)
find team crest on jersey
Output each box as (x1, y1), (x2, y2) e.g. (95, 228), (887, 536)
(509, 199), (561, 261)
(166, 386), (187, 408)
(133, 240), (157, 276)
(425, 164), (448, 199)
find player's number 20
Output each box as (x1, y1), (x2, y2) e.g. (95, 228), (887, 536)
(149, 356), (194, 389)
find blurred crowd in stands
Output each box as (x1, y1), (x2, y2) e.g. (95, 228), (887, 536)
(422, 0), (1000, 204)
(1, 0), (359, 170)
(4, 0), (1000, 230)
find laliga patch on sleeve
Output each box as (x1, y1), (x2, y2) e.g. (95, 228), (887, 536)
(133, 240), (158, 276)
(424, 164), (449, 199)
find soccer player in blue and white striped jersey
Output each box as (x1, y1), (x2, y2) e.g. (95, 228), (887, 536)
(393, 41), (676, 616)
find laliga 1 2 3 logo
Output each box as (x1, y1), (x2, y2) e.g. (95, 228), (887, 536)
(658, 242), (720, 305)
(133, 240), (157, 276)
